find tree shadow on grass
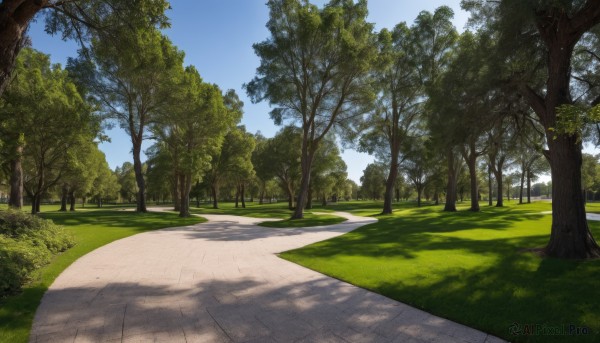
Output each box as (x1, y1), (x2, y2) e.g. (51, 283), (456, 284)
(279, 208), (600, 343)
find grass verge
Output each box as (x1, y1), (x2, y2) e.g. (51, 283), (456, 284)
(0, 208), (205, 343)
(280, 201), (600, 343)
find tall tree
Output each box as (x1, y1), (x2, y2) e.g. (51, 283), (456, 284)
(246, 0), (376, 219)
(416, 7), (460, 211)
(358, 23), (421, 215)
(153, 67), (233, 217)
(464, 0), (600, 258)
(0, 48), (94, 213)
(89, 28), (183, 212)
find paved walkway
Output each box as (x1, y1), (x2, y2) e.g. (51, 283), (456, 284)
(31, 211), (505, 343)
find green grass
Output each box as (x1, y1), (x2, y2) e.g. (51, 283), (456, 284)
(0, 207), (205, 343)
(258, 212), (347, 228)
(280, 201), (600, 343)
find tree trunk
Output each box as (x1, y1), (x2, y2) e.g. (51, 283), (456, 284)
(8, 147), (23, 209)
(241, 184), (246, 208)
(305, 186), (313, 210)
(496, 171), (503, 207)
(519, 163), (525, 204)
(463, 147), (479, 212)
(444, 149), (458, 212)
(382, 144), (399, 215)
(235, 184), (240, 208)
(0, 1), (44, 95)
(211, 184), (218, 209)
(292, 139), (316, 219)
(518, 13), (600, 258)
(416, 185), (422, 207)
(179, 174), (191, 217)
(69, 190), (76, 211)
(487, 164), (493, 207)
(527, 171), (531, 204)
(172, 173), (181, 212)
(132, 143), (147, 213)
(60, 185), (68, 212)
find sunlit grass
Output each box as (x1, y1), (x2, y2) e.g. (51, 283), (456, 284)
(281, 201), (600, 343)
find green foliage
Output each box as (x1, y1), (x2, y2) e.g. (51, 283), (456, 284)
(0, 210), (74, 298)
(552, 104), (600, 143)
(360, 163), (387, 200)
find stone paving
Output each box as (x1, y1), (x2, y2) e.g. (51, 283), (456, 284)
(30, 211), (506, 343)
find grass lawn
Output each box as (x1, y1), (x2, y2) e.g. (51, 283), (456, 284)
(281, 201), (600, 343)
(0, 207), (205, 343)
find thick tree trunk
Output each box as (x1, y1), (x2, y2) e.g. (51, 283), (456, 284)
(292, 139), (316, 219)
(416, 186), (422, 207)
(519, 165), (525, 204)
(444, 149), (458, 212)
(211, 184), (218, 209)
(234, 185), (240, 208)
(545, 135), (600, 258)
(241, 184), (246, 208)
(305, 186), (313, 210)
(60, 185), (68, 212)
(382, 145), (399, 215)
(8, 147), (23, 209)
(132, 143), (146, 213)
(496, 172), (503, 207)
(179, 174), (191, 217)
(69, 190), (76, 211)
(464, 149), (479, 212)
(0, 1), (45, 95)
(517, 11), (600, 258)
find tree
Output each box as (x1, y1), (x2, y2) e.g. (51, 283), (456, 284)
(153, 67), (233, 217)
(0, 0), (170, 96)
(463, 0), (600, 258)
(206, 125), (253, 210)
(115, 162), (137, 203)
(308, 135), (346, 208)
(246, 0), (376, 219)
(89, 27), (184, 212)
(358, 23), (421, 214)
(0, 48), (95, 213)
(265, 126), (302, 209)
(360, 163), (386, 200)
(402, 138), (438, 207)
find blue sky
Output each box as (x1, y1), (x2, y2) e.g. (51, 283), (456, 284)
(27, 0), (469, 183)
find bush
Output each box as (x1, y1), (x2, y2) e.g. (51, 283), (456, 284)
(0, 210), (74, 298)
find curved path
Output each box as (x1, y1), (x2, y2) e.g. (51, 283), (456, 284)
(31, 212), (505, 343)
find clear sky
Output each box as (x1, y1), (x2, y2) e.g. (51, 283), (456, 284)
(27, 0), (469, 183)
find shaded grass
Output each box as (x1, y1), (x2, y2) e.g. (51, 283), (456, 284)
(281, 201), (600, 343)
(258, 213), (347, 228)
(0, 208), (205, 343)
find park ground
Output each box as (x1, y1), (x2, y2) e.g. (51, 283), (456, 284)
(1, 200), (599, 343)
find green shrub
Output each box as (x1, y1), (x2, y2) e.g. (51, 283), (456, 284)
(0, 210), (74, 298)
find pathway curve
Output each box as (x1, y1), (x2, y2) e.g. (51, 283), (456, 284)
(31, 211), (505, 343)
